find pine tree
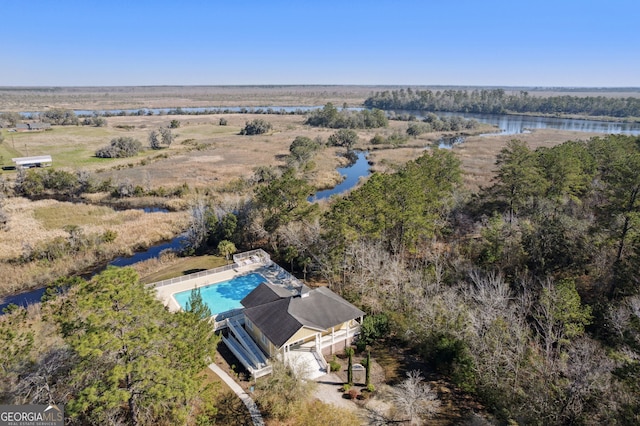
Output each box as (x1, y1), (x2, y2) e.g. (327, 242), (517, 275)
(56, 267), (217, 425)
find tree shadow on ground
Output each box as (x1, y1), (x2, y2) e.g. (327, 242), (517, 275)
(214, 391), (254, 425)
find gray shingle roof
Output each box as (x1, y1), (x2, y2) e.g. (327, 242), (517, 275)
(241, 282), (282, 308)
(244, 298), (303, 348)
(241, 283), (364, 349)
(289, 287), (365, 331)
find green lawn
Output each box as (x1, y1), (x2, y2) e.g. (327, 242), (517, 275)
(1, 124), (240, 170)
(0, 141), (23, 167)
(141, 255), (228, 284)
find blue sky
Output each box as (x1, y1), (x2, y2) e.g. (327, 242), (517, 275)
(2, 0), (639, 87)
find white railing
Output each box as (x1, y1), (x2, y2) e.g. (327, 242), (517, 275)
(147, 249), (271, 289)
(227, 318), (268, 368)
(233, 249), (271, 265)
(146, 263), (238, 289)
(213, 309), (244, 330)
(319, 325), (361, 349)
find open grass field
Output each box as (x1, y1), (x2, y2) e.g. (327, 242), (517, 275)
(0, 85), (382, 112)
(2, 112), (499, 192)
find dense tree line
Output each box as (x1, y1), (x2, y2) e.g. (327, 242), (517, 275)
(234, 134), (640, 424)
(365, 88), (640, 118)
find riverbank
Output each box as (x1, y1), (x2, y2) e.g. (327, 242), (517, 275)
(0, 197), (188, 298)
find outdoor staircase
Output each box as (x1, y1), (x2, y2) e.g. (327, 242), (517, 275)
(227, 318), (269, 367)
(222, 318), (272, 379)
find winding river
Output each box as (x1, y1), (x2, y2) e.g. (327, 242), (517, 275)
(310, 151), (370, 201)
(1, 154), (372, 312)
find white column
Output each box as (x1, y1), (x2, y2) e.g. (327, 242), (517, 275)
(346, 321), (350, 345)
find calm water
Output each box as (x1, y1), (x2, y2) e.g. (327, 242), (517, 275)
(21, 106), (323, 117)
(0, 234), (186, 313)
(310, 151), (371, 201)
(173, 272), (266, 314)
(22, 104), (640, 135)
(109, 235), (185, 267)
(434, 111), (640, 135)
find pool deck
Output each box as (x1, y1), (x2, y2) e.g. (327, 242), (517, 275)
(151, 249), (304, 317)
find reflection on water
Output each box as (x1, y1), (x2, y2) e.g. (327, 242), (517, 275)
(1, 231), (185, 313)
(310, 151), (371, 201)
(434, 111), (640, 135)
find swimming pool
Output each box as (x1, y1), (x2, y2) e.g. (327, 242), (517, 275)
(173, 272), (266, 314)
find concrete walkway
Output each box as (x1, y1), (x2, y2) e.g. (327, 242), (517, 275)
(208, 363), (265, 426)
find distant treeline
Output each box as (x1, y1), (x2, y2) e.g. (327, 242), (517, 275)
(364, 88), (640, 118)
(17, 107), (313, 122)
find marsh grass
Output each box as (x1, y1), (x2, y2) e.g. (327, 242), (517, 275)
(0, 85), (377, 111)
(34, 203), (123, 229)
(0, 197), (189, 296)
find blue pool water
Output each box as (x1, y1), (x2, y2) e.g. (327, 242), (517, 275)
(173, 272), (266, 314)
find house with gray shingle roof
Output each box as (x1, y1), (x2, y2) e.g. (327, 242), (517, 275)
(241, 282), (364, 357)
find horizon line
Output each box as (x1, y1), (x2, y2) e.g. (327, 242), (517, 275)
(1, 84), (640, 90)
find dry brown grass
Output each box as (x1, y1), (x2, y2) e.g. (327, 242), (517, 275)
(0, 85), (380, 111)
(90, 114), (351, 191)
(0, 197), (188, 296)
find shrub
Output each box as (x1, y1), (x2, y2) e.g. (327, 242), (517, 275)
(329, 357), (341, 372)
(370, 134), (386, 145)
(357, 313), (390, 351)
(149, 127), (174, 149)
(347, 388), (358, 400)
(328, 129), (359, 149)
(96, 137), (142, 158)
(219, 117), (228, 126)
(102, 230), (117, 243)
(240, 119), (272, 135)
(41, 108), (79, 125)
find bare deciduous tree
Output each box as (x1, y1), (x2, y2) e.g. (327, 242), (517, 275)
(182, 199), (211, 254)
(391, 370), (440, 425)
(12, 347), (76, 405)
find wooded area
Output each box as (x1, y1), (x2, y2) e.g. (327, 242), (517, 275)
(365, 88), (640, 118)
